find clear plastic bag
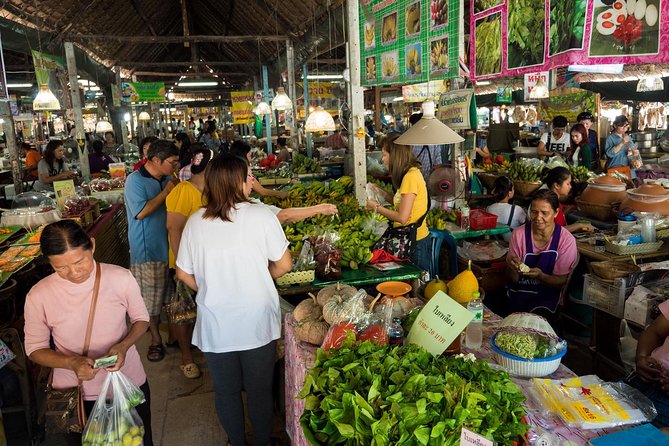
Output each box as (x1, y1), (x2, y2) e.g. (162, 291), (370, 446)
(294, 239), (316, 272)
(493, 326), (566, 359)
(321, 290), (369, 350)
(82, 371), (145, 446)
(365, 183), (390, 206)
(314, 229), (342, 281)
(361, 214), (388, 238)
(628, 147), (643, 169)
(530, 375), (657, 429)
(164, 281), (197, 325)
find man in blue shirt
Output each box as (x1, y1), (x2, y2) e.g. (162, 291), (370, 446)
(125, 140), (179, 362)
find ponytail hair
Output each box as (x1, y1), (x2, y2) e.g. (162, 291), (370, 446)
(492, 176), (514, 202)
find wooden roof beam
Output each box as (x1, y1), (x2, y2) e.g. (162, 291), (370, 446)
(66, 35), (289, 43)
(181, 0), (190, 48)
(118, 61), (258, 67)
(133, 71), (249, 77)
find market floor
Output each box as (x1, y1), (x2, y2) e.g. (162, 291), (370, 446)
(35, 327), (290, 446)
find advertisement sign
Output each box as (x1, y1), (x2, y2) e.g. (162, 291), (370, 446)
(523, 71), (550, 102)
(537, 88), (597, 122)
(436, 89), (476, 129)
(296, 82), (336, 100)
(359, 0), (462, 86)
(230, 90), (255, 125)
(53, 180), (76, 211)
(401, 80), (450, 102)
(406, 291), (473, 356)
(496, 86), (513, 103)
(121, 82), (166, 103)
(470, 0), (669, 80)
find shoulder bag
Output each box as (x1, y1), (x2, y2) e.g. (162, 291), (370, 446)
(44, 263), (101, 434)
(372, 193), (430, 261)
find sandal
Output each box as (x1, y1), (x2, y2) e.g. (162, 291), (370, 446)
(180, 362), (201, 379)
(147, 344), (165, 362)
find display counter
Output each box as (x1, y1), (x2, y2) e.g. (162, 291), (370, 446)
(284, 311), (621, 446)
(577, 241), (669, 262)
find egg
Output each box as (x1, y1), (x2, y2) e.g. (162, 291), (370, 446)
(597, 8), (626, 24)
(613, 0), (626, 10)
(627, 0), (636, 15)
(596, 19), (618, 35)
(634, 0), (646, 19)
(646, 3), (658, 26)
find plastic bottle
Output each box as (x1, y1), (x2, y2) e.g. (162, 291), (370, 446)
(460, 206), (470, 231)
(465, 292), (483, 350)
(388, 317), (404, 346)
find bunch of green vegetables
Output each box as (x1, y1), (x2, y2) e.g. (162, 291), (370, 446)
(569, 165), (592, 183)
(508, 0), (545, 68)
(549, 0), (587, 55)
(494, 331), (561, 359)
(299, 341), (528, 445)
(475, 14), (502, 76)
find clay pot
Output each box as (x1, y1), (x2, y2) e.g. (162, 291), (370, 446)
(579, 176), (627, 205)
(620, 184), (669, 215)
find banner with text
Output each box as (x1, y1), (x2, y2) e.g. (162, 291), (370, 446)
(537, 88), (597, 122)
(359, 0), (462, 86)
(436, 89), (476, 129)
(402, 80), (450, 102)
(470, 0), (669, 80)
(121, 82), (166, 103)
(523, 71), (550, 102)
(231, 90), (255, 125)
(297, 82), (337, 100)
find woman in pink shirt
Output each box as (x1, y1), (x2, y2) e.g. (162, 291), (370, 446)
(24, 220), (153, 445)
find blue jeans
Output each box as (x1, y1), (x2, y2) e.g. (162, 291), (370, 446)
(411, 236), (433, 278)
(628, 375), (669, 427)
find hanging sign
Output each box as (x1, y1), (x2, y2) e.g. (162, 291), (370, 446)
(359, 0), (462, 86)
(32, 50), (64, 85)
(436, 89), (476, 129)
(296, 82), (336, 100)
(471, 0), (669, 80)
(230, 90), (255, 125)
(537, 88), (597, 122)
(406, 291), (473, 355)
(402, 80), (450, 102)
(121, 82), (166, 103)
(524, 71), (550, 102)
(496, 86), (513, 103)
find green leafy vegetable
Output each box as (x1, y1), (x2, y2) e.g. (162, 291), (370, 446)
(475, 14), (502, 76)
(508, 0), (545, 68)
(299, 341), (528, 445)
(549, 0), (586, 55)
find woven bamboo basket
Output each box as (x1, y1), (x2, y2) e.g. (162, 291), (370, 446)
(590, 260), (640, 280)
(575, 197), (617, 222)
(477, 172), (500, 193)
(512, 180), (542, 197)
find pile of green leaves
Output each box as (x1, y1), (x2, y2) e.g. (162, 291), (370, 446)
(475, 14), (502, 76)
(299, 341), (528, 445)
(508, 0), (545, 68)
(474, 0), (502, 14)
(549, 0), (587, 55)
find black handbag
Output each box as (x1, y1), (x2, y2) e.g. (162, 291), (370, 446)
(373, 205), (429, 260)
(44, 263), (101, 434)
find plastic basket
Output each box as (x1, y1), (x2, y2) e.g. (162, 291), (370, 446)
(275, 270), (315, 287)
(490, 334), (566, 378)
(469, 210), (498, 230)
(605, 240), (663, 255)
(582, 274), (633, 318)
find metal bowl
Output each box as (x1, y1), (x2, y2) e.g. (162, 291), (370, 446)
(633, 132), (658, 141)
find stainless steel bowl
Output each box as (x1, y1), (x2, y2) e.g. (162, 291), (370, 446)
(637, 139), (658, 149)
(633, 132), (658, 141)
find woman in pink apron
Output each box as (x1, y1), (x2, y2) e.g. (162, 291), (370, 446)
(507, 189), (578, 326)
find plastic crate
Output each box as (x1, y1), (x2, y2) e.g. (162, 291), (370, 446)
(582, 274), (634, 318)
(469, 210), (498, 230)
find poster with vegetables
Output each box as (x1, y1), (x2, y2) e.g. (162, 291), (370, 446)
(474, 13), (502, 76)
(359, 0), (462, 86)
(470, 0), (669, 80)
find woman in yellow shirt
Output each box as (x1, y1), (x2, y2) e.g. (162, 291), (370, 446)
(165, 146), (213, 379)
(366, 132), (432, 273)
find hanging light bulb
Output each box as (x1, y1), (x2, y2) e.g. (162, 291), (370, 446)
(33, 83), (61, 110)
(637, 65), (665, 92)
(95, 119), (114, 132)
(271, 86), (292, 111)
(138, 111), (151, 121)
(305, 106), (336, 132)
(529, 77), (549, 99)
(255, 101), (271, 115)
(395, 100), (464, 145)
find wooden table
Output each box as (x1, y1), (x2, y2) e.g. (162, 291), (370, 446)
(577, 241), (669, 262)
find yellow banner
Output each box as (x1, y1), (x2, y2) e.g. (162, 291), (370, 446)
(231, 90), (255, 125)
(297, 82), (336, 99)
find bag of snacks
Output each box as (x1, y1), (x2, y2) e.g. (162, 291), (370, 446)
(314, 229), (342, 281)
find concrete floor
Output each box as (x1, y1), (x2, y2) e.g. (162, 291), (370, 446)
(4, 325), (290, 446)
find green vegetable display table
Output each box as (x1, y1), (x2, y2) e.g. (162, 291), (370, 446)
(284, 311), (622, 446)
(430, 222), (511, 278)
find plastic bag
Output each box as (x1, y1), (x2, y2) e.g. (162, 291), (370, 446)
(530, 375), (656, 429)
(321, 290), (370, 350)
(619, 319), (638, 374)
(294, 239), (316, 272)
(362, 214), (388, 238)
(365, 183), (390, 206)
(82, 371), (145, 446)
(314, 229), (342, 281)
(628, 147), (643, 169)
(493, 326), (566, 359)
(164, 281), (197, 325)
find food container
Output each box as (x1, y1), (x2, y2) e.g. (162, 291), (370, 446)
(490, 334), (566, 378)
(579, 176), (627, 205)
(575, 198), (616, 221)
(590, 261), (640, 281)
(620, 183), (669, 215)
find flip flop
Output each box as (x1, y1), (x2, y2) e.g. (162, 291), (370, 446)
(147, 344), (165, 362)
(180, 362), (201, 379)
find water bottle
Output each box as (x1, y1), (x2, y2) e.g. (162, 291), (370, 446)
(388, 317), (404, 346)
(465, 292), (483, 350)
(460, 206), (470, 231)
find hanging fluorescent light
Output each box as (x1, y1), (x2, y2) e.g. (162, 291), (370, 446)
(176, 81), (218, 87)
(271, 86), (292, 110)
(476, 81), (491, 86)
(138, 111), (151, 121)
(7, 83), (33, 88)
(306, 74), (344, 80)
(255, 101), (271, 115)
(305, 106), (336, 132)
(33, 83), (61, 111)
(394, 100), (464, 145)
(637, 65), (664, 92)
(95, 120), (114, 132)
(529, 77), (549, 99)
